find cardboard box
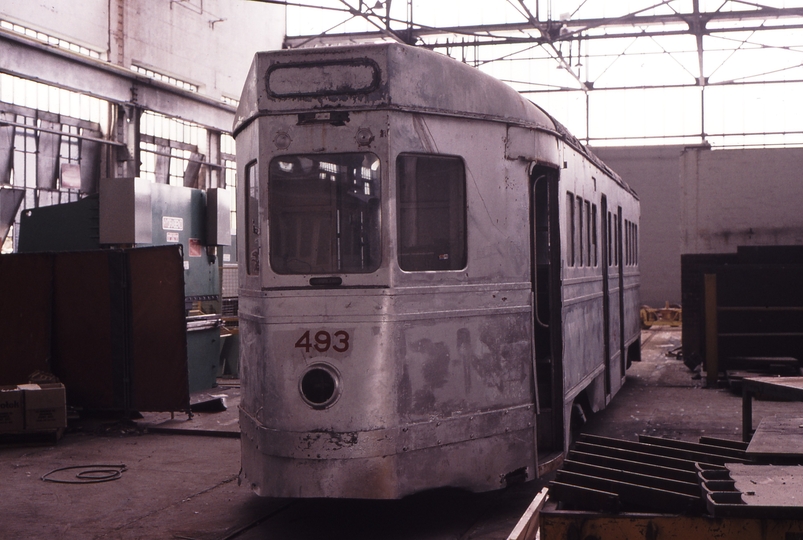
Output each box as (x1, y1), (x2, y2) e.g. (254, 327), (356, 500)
(20, 383), (67, 431)
(0, 386), (24, 433)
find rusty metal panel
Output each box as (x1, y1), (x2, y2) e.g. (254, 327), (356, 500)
(52, 251), (117, 409)
(549, 434), (754, 515)
(0, 253), (52, 385)
(127, 245), (189, 412)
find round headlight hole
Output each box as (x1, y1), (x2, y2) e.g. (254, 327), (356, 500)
(300, 365), (340, 408)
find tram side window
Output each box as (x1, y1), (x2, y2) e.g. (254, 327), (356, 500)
(634, 223), (638, 264)
(577, 196), (584, 266)
(628, 221), (634, 266)
(268, 153), (381, 274)
(245, 161), (260, 275)
(607, 211), (612, 267)
(585, 200), (592, 267)
(566, 192), (575, 267)
(397, 154), (466, 271)
(591, 203), (598, 267)
(624, 220), (630, 266)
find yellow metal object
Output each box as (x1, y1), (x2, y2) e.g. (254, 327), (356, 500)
(540, 504), (803, 539)
(640, 302), (682, 328)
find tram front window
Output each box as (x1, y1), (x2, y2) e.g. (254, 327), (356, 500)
(268, 153), (381, 274)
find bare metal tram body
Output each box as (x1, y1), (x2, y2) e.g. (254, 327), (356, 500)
(233, 43), (640, 499)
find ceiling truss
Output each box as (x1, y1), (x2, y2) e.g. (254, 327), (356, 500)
(250, 0), (803, 146)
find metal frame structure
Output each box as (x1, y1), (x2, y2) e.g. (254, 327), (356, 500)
(252, 0), (803, 147)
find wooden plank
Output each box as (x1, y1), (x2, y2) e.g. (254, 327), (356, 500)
(506, 487), (548, 540)
(705, 273), (719, 386)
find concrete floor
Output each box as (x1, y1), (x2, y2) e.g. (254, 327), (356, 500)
(3, 327), (803, 539)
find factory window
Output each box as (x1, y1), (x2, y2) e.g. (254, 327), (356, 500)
(131, 64), (198, 93)
(221, 133), (237, 235)
(245, 161), (260, 275)
(397, 154), (466, 272)
(566, 192), (575, 267)
(0, 74), (109, 253)
(0, 20), (105, 60)
(270, 153), (381, 274)
(139, 111), (206, 187)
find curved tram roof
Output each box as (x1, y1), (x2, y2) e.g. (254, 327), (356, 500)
(234, 42), (631, 194)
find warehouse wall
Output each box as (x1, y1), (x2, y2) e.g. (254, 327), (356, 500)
(0, 0), (110, 49)
(0, 0), (283, 103)
(593, 145), (684, 308)
(594, 145), (803, 310)
(680, 146), (803, 254)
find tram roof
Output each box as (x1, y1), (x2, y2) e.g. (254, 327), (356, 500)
(233, 42), (558, 135)
(233, 43), (631, 194)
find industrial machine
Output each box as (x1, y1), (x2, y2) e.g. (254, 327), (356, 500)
(15, 179), (230, 399)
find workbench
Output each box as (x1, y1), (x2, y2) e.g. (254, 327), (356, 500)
(742, 376), (803, 443)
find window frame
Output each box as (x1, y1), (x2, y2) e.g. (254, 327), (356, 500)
(267, 152), (382, 275)
(396, 152), (468, 273)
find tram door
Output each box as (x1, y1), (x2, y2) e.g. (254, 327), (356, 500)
(601, 196), (625, 399)
(601, 195), (611, 397)
(531, 167), (563, 462)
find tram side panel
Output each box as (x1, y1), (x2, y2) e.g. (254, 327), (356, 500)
(602, 176), (626, 398)
(387, 112), (539, 485)
(559, 146), (607, 414)
(622, 196), (642, 362)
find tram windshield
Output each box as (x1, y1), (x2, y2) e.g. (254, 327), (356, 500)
(268, 153), (381, 274)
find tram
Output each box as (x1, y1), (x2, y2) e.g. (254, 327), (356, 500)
(232, 42), (640, 499)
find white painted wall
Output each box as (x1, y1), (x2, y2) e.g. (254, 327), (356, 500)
(594, 145), (803, 309)
(680, 146), (803, 254)
(120, 0), (283, 101)
(0, 0), (284, 103)
(0, 0), (110, 52)
(593, 145), (684, 307)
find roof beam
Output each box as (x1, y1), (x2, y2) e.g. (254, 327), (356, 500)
(284, 7), (803, 49)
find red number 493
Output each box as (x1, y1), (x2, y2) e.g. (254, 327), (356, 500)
(295, 330), (350, 353)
